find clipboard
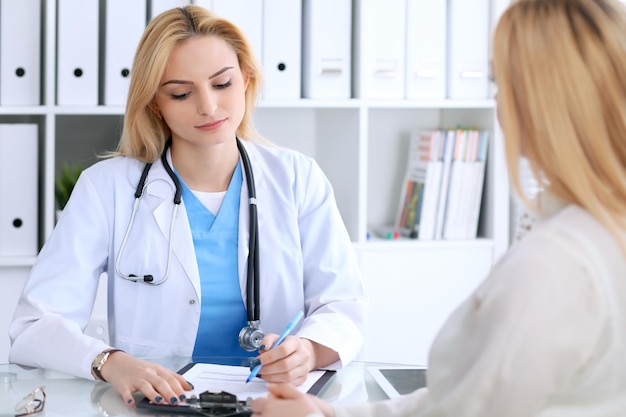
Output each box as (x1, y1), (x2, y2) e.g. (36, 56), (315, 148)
(136, 362), (336, 415)
(137, 390), (252, 416)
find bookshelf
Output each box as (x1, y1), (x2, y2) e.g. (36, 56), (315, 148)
(0, 0), (511, 365)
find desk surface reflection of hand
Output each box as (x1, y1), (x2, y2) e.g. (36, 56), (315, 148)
(0, 358), (396, 416)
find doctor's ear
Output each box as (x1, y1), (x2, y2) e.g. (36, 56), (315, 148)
(242, 70), (250, 91)
(148, 103), (162, 120)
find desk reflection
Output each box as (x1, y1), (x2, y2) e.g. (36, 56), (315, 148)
(0, 357), (385, 416)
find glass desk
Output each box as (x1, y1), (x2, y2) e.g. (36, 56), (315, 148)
(0, 358), (391, 416)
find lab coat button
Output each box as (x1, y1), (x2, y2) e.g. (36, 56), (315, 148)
(189, 299), (195, 305)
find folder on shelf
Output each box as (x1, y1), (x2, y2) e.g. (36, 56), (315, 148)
(446, 0), (490, 99)
(211, 0), (263, 66)
(489, 0), (510, 98)
(442, 129), (489, 240)
(353, 0), (406, 99)
(0, 124), (39, 257)
(150, 0), (190, 20)
(405, 0), (447, 100)
(56, 0), (99, 106)
(462, 130), (490, 239)
(442, 129), (469, 239)
(434, 129), (456, 239)
(262, 0), (302, 99)
(395, 130), (444, 240)
(0, 0), (41, 106)
(302, 0), (352, 99)
(104, 0), (147, 106)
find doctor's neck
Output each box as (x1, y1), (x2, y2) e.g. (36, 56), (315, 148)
(170, 138), (239, 193)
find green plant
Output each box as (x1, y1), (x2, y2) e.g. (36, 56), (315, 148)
(55, 162), (85, 210)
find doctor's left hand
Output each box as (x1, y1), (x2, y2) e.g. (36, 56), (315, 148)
(99, 351), (194, 407)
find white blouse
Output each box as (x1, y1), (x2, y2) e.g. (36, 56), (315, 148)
(335, 195), (626, 417)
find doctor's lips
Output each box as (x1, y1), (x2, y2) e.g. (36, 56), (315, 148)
(195, 118), (227, 131)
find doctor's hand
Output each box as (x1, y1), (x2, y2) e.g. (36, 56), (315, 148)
(99, 352), (194, 407)
(251, 382), (334, 417)
(254, 335), (338, 385)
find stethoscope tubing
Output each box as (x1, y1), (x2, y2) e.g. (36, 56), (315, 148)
(115, 138), (260, 323)
(114, 178), (180, 286)
(237, 139), (260, 323)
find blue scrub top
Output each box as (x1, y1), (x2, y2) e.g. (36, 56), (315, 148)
(178, 162), (256, 360)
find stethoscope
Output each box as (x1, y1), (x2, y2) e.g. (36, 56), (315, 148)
(114, 138), (264, 351)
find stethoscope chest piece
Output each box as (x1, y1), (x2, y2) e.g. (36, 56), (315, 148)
(238, 321), (264, 352)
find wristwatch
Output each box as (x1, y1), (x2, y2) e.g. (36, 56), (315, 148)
(92, 349), (123, 382)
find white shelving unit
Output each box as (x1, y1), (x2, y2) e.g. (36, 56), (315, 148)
(0, 0), (510, 365)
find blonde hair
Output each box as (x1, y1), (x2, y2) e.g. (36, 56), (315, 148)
(113, 5), (263, 162)
(492, 0), (626, 253)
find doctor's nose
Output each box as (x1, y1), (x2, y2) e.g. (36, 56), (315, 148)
(196, 88), (218, 116)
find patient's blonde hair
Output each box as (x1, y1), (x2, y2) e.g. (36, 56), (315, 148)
(492, 0), (626, 253)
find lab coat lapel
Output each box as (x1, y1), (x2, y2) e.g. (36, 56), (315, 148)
(143, 154), (201, 298)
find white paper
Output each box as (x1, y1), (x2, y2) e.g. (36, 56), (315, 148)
(181, 363), (329, 401)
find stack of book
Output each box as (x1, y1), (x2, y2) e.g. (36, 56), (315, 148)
(395, 128), (489, 240)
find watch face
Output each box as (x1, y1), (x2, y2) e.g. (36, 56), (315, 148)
(93, 352), (108, 370)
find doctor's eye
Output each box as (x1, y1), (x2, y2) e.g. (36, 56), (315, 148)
(214, 80), (232, 90)
(171, 91), (191, 100)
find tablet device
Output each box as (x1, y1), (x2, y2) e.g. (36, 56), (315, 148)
(367, 366), (427, 398)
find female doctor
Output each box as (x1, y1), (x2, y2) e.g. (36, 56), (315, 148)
(9, 5), (367, 407)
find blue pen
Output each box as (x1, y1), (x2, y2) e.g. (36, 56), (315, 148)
(245, 310), (304, 383)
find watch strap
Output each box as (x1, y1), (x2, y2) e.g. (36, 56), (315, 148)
(92, 349), (124, 382)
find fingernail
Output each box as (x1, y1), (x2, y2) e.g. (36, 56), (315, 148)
(259, 345), (267, 350)
(155, 396), (163, 403)
(249, 359), (261, 370)
(186, 380), (195, 389)
(179, 394), (186, 401)
(170, 397), (178, 404)
(127, 398), (133, 404)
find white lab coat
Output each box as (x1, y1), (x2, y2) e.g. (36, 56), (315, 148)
(334, 194), (626, 417)
(9, 140), (367, 380)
